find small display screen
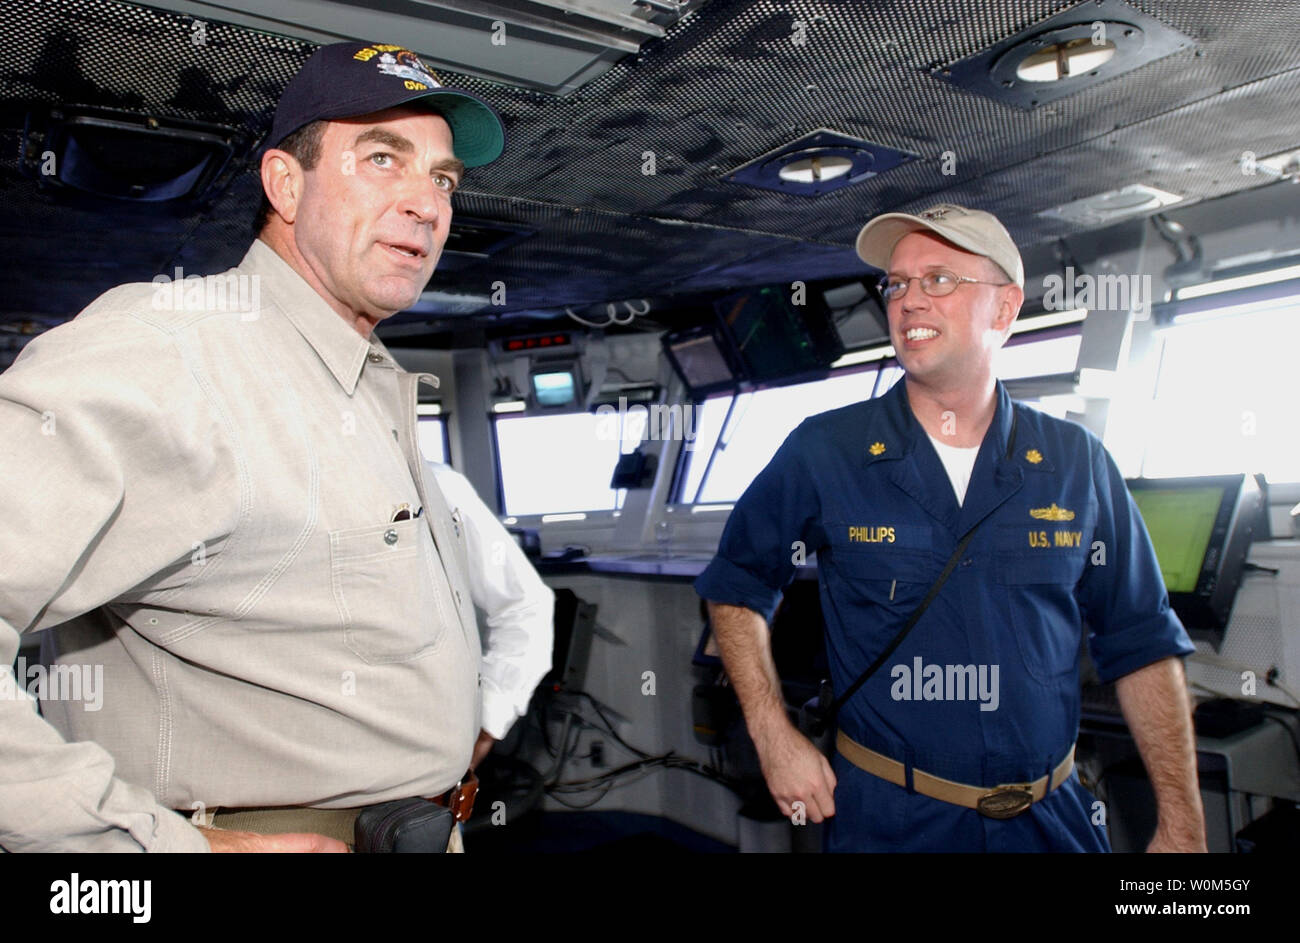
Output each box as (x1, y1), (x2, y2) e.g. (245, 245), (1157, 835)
(1131, 486), (1224, 593)
(668, 332), (735, 390)
(532, 370), (576, 407)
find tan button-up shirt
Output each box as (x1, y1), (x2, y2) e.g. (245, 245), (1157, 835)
(0, 240), (485, 852)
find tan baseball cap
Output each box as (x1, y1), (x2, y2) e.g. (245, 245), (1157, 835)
(855, 203), (1024, 288)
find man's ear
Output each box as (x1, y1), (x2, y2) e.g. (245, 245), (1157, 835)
(260, 149), (302, 225)
(994, 284), (1024, 334)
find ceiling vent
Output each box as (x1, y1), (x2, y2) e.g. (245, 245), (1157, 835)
(934, 0), (1194, 110)
(723, 129), (916, 197)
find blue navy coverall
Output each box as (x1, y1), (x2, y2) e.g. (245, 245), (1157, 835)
(695, 379), (1194, 852)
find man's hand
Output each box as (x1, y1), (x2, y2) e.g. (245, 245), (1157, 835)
(706, 601), (836, 822)
(752, 721), (837, 822)
(470, 728), (496, 770)
(202, 828), (350, 852)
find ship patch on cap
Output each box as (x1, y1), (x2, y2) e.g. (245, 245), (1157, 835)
(354, 45), (443, 91)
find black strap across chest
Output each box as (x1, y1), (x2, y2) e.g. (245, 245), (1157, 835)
(810, 406), (1020, 733)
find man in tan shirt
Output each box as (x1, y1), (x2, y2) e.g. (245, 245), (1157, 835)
(0, 42), (548, 852)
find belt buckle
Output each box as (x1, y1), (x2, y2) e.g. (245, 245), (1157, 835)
(976, 784), (1034, 819)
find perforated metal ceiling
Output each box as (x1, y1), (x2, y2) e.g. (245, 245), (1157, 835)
(2, 0), (1298, 345)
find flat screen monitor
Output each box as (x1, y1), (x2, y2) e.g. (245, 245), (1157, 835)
(713, 284), (844, 383)
(1127, 474), (1262, 648)
(662, 323), (740, 398)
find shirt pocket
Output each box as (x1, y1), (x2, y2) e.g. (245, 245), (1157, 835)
(820, 545), (937, 682)
(330, 518), (449, 664)
(992, 523), (1088, 586)
(993, 525), (1086, 683)
(824, 522), (937, 616)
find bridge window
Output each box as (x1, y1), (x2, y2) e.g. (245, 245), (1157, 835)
(675, 369), (877, 505)
(997, 328), (1085, 419)
(417, 408), (449, 465)
(1142, 298), (1300, 482)
(995, 331), (1082, 379)
(494, 408), (644, 516)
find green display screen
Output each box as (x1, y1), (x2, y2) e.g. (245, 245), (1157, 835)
(1131, 487), (1224, 593)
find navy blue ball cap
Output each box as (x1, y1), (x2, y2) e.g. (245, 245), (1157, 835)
(266, 42), (505, 167)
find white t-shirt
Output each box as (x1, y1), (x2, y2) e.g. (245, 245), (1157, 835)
(926, 433), (980, 506)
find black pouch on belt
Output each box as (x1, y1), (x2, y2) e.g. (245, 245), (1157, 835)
(354, 798), (454, 853)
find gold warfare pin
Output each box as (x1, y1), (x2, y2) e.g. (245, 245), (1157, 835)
(1030, 503), (1076, 522)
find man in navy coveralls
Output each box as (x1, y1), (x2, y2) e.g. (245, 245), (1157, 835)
(695, 204), (1206, 852)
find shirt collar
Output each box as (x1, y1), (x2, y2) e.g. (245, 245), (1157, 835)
(237, 239), (384, 395)
(863, 376), (1019, 466)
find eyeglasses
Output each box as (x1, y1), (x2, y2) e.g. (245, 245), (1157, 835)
(878, 270), (1011, 302)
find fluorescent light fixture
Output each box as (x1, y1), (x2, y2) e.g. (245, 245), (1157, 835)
(1039, 184), (1183, 226)
(1175, 264), (1300, 300)
(831, 343), (896, 369)
(690, 503), (735, 513)
(416, 403), (442, 416)
(408, 290), (492, 316)
(541, 512), (587, 523)
(493, 400), (527, 413)
(503, 517), (518, 525)
(1012, 308), (1087, 334)
(1249, 146), (1300, 181)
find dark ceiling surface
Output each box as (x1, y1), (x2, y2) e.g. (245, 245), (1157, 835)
(1, 0), (1298, 346)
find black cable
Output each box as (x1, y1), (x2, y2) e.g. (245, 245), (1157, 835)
(569, 690), (653, 759)
(525, 689), (746, 810)
(549, 755), (669, 791)
(546, 781), (616, 810)
(536, 696), (557, 757)
(543, 712), (578, 786)
(549, 752), (743, 795)
(1262, 711), (1300, 760)
(604, 366), (655, 385)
